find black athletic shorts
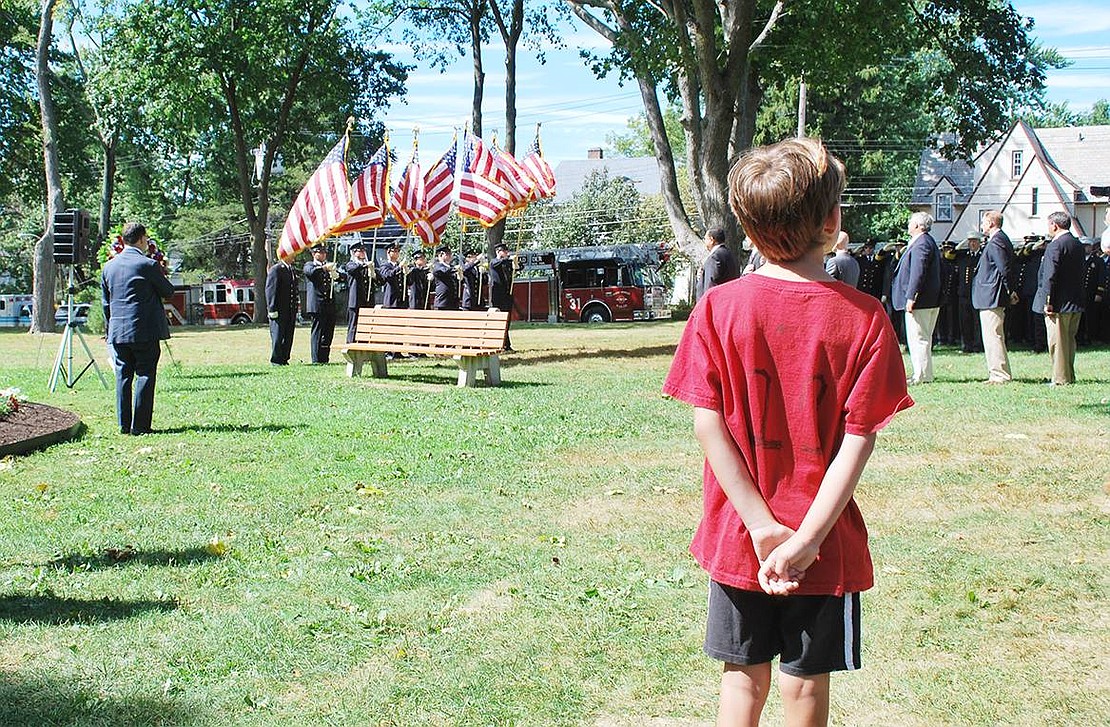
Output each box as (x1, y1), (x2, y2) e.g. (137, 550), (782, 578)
(704, 580), (862, 677)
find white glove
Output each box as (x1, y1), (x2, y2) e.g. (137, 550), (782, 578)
(268, 310), (279, 320)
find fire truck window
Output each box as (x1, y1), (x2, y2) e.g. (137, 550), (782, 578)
(204, 290), (214, 304)
(236, 289), (245, 303)
(216, 287), (228, 304)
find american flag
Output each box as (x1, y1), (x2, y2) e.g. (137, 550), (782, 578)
(331, 141), (390, 235)
(492, 143), (538, 211)
(521, 132), (557, 199)
(389, 148), (426, 231)
(277, 136), (350, 262)
(419, 141), (457, 247)
(457, 132), (512, 227)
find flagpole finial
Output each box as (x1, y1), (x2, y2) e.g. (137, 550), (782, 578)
(345, 116), (355, 132)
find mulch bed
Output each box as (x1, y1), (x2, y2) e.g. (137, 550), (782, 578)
(0, 402), (83, 457)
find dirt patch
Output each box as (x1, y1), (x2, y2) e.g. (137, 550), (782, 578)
(0, 402), (83, 456)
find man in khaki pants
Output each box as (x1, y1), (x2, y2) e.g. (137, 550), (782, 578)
(973, 211), (1017, 383)
(1032, 211), (1086, 385)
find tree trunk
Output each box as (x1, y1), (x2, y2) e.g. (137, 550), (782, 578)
(98, 133), (117, 246)
(31, 0), (61, 335)
(469, 2), (484, 137)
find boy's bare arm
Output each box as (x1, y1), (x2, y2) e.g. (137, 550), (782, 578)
(758, 432), (877, 595)
(693, 407), (793, 561)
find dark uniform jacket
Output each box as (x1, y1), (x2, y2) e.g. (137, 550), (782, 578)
(955, 248), (981, 300)
(972, 230), (1016, 310)
(461, 259), (482, 310)
(378, 259), (405, 308)
(303, 260), (334, 314)
(1033, 232), (1086, 314)
(341, 259), (375, 309)
(489, 256), (514, 312)
(265, 261), (298, 320)
(408, 264), (431, 309)
(432, 260), (460, 310)
(855, 251), (885, 299)
(892, 232), (941, 310)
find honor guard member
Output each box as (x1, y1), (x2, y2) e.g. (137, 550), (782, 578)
(304, 243), (338, 363)
(956, 233), (983, 353)
(341, 241), (375, 343)
(489, 243), (515, 350)
(265, 257), (297, 365)
(378, 243), (405, 308)
(854, 239), (885, 300)
(461, 249), (483, 310)
(408, 250), (431, 310)
(432, 245), (461, 310)
(1079, 238), (1102, 346)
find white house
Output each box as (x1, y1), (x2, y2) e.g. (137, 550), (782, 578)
(912, 121), (1110, 242)
(552, 148), (662, 201)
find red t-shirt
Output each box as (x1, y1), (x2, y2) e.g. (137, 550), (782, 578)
(663, 274), (913, 595)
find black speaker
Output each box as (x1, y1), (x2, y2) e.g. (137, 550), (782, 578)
(52, 209), (90, 265)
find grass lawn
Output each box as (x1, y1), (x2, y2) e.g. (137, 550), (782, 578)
(0, 321), (1107, 726)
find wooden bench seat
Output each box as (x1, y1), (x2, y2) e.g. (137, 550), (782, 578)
(341, 307), (510, 387)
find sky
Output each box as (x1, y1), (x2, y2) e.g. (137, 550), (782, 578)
(372, 2), (1110, 169)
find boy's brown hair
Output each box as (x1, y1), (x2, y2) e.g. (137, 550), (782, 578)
(727, 137), (846, 263)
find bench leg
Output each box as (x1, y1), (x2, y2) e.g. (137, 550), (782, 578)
(486, 355), (501, 386)
(369, 352), (389, 378)
(344, 351), (367, 377)
(456, 356), (478, 387)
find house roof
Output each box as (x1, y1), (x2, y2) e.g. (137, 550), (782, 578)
(912, 123), (1110, 206)
(552, 156), (662, 200)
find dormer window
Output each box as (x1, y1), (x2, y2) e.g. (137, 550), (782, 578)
(935, 193), (953, 222)
(1012, 150), (1023, 178)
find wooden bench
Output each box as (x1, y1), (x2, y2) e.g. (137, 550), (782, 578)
(341, 307), (510, 387)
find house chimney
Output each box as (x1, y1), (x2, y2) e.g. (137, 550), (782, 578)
(588, 147), (604, 160)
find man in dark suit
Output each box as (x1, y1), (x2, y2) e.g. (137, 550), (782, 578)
(695, 227), (739, 300)
(955, 233), (983, 353)
(1033, 211), (1086, 385)
(101, 222), (175, 435)
(489, 243), (515, 350)
(431, 245), (460, 310)
(340, 241), (375, 343)
(460, 250), (483, 310)
(377, 243), (405, 308)
(303, 243), (337, 363)
(973, 211), (1017, 383)
(892, 211), (942, 384)
(407, 250), (431, 310)
(265, 257), (297, 365)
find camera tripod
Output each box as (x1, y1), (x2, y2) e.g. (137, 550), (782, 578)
(48, 265), (108, 392)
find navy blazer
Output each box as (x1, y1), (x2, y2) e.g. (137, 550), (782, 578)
(972, 230), (1016, 310)
(1032, 232), (1086, 314)
(101, 246), (174, 343)
(892, 232), (941, 310)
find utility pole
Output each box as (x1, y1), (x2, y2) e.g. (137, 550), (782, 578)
(797, 75), (807, 138)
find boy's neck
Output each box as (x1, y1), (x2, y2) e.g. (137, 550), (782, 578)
(754, 244), (833, 282)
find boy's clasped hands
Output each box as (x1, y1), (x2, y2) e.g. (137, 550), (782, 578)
(749, 521), (820, 596)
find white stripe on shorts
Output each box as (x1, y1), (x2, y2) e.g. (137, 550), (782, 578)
(843, 594), (857, 670)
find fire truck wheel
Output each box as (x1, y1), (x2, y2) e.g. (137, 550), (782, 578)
(231, 313), (251, 325)
(581, 305), (611, 324)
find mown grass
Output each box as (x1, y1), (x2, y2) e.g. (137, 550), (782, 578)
(0, 322), (1107, 726)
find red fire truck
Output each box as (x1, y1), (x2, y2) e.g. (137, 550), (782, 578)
(195, 278), (255, 325)
(509, 243), (671, 323)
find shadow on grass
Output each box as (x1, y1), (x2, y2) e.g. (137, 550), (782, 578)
(151, 422), (301, 435)
(0, 594), (177, 625)
(0, 673), (202, 726)
(368, 371), (549, 388)
(47, 546), (221, 572)
(503, 344), (677, 367)
(167, 369), (270, 380)
(1077, 402), (1109, 415)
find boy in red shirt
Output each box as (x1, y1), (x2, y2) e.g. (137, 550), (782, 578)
(664, 138), (912, 726)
